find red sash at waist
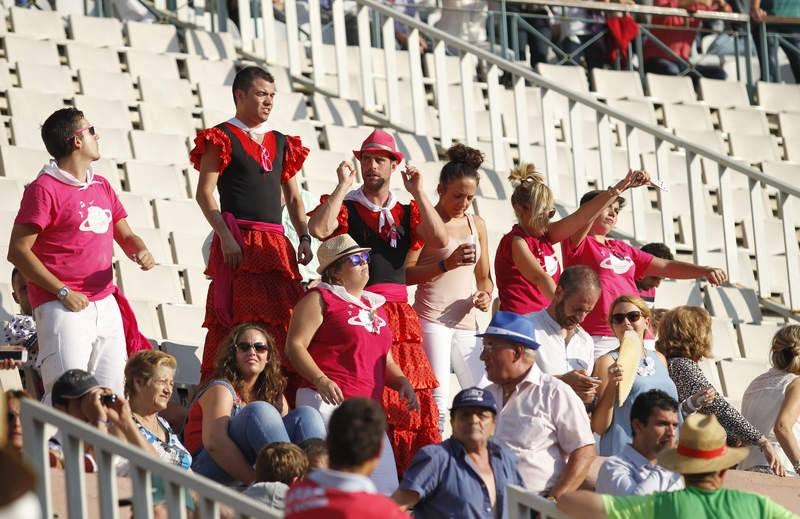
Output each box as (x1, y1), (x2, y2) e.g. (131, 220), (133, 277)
(213, 213), (286, 328)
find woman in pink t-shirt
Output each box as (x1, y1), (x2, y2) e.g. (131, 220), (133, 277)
(564, 187), (727, 358)
(285, 234), (418, 493)
(495, 166), (653, 314)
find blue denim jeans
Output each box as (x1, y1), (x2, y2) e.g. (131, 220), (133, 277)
(191, 402), (325, 484)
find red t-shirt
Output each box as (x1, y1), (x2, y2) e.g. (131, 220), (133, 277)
(643, 0), (713, 61)
(495, 224), (561, 314)
(299, 287), (392, 400)
(563, 235), (654, 336)
(309, 194), (425, 251)
(285, 479), (407, 519)
(14, 173), (126, 309)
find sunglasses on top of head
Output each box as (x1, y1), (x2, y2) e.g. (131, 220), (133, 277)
(235, 342), (269, 353)
(346, 251), (370, 266)
(611, 311), (643, 325)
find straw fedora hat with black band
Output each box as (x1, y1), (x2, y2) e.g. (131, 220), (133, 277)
(316, 234), (371, 275)
(657, 413), (748, 474)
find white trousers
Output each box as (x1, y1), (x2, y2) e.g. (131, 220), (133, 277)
(295, 387), (399, 495)
(35, 294), (127, 403)
(419, 319), (489, 433)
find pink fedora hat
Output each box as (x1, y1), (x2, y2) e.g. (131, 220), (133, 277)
(353, 129), (404, 163)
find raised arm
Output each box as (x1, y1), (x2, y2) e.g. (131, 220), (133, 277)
(284, 292), (343, 405)
(644, 257), (726, 285)
(510, 236), (557, 299)
(560, 170), (650, 247)
(473, 215), (494, 307)
(195, 145), (241, 269)
(403, 165), (447, 248)
(774, 378), (800, 474)
(557, 490), (607, 519)
(113, 219), (154, 270)
(591, 354), (623, 435)
(8, 224), (88, 312)
(307, 161), (356, 240)
(200, 385), (255, 484)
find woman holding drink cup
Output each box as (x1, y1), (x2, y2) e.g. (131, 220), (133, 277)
(404, 144), (493, 433)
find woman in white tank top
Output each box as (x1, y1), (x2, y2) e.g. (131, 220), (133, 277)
(741, 325), (800, 476)
(405, 144), (493, 433)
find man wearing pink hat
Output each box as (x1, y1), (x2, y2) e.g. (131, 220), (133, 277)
(308, 128), (448, 475)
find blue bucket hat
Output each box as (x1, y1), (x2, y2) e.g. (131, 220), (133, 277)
(476, 311), (540, 350)
(451, 387), (497, 414)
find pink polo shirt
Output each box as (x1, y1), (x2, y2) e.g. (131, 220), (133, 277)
(563, 235), (654, 337)
(487, 364), (595, 494)
(14, 173), (126, 309)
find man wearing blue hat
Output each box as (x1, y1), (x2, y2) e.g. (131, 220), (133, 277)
(478, 311), (596, 500)
(391, 387), (524, 518)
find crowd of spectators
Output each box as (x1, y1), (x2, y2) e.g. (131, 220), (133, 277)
(1, 59), (800, 519)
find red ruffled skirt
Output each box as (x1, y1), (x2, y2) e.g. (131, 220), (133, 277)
(381, 301), (441, 475)
(200, 228), (304, 382)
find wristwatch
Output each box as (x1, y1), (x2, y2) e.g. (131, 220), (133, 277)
(56, 286), (70, 301)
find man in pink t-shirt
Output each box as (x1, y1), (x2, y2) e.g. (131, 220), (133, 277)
(8, 108), (155, 401)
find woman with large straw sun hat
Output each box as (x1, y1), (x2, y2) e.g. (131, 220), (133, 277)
(557, 413), (797, 519)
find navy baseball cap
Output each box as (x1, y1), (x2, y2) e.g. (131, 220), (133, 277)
(476, 311), (540, 350)
(451, 387), (497, 414)
(52, 369), (101, 406)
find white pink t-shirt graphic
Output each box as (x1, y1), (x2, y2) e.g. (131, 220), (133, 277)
(15, 171), (126, 310)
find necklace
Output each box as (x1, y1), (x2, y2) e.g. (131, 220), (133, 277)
(133, 412), (163, 438)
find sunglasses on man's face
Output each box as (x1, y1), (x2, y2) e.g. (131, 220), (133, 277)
(69, 126), (96, 140)
(235, 342), (269, 353)
(346, 251), (370, 267)
(611, 311), (643, 325)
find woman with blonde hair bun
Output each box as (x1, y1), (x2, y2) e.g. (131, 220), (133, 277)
(494, 164), (651, 314)
(741, 325), (800, 476)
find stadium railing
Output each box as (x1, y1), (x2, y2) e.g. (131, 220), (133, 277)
(20, 398), (280, 519)
(505, 484), (572, 518)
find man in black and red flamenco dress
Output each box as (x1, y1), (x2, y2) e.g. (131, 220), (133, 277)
(191, 66), (312, 382)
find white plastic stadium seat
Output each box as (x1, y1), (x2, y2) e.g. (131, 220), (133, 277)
(117, 192), (155, 228)
(282, 121), (320, 151)
(10, 7), (66, 40)
(74, 95), (133, 130)
(65, 42), (122, 73)
(0, 145), (51, 181)
(4, 35), (60, 67)
(269, 92), (309, 126)
(717, 358), (768, 402)
(116, 262), (184, 304)
(728, 133), (782, 165)
(7, 88), (67, 123)
(184, 29), (236, 60)
(705, 286), (762, 324)
(182, 267), (210, 306)
(77, 68), (138, 103)
(139, 77), (195, 109)
(653, 280), (703, 308)
(710, 318), (742, 359)
(125, 21), (180, 53)
(129, 131), (189, 165)
(699, 78), (751, 109)
(592, 68), (646, 100)
(737, 322), (783, 363)
(184, 57), (236, 86)
(68, 14), (125, 48)
(127, 299), (163, 340)
(114, 227), (172, 265)
(10, 118), (46, 150)
(138, 104), (196, 137)
(197, 83), (232, 113)
(152, 198), (206, 234)
(311, 93), (364, 127)
(757, 81), (800, 114)
(778, 112), (800, 139)
(718, 108), (771, 137)
(125, 50), (180, 80)
(17, 62), (74, 97)
(124, 161), (188, 199)
(158, 303), (206, 344)
(645, 73), (698, 104)
(160, 341), (202, 387)
(95, 127), (133, 162)
(661, 103), (714, 132)
(394, 131), (438, 163)
(169, 231), (208, 268)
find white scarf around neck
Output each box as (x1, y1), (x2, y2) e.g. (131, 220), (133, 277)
(39, 160), (99, 190)
(227, 117), (271, 135)
(317, 281), (385, 311)
(344, 188), (401, 247)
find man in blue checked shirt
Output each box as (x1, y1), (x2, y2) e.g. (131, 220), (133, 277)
(391, 387), (524, 518)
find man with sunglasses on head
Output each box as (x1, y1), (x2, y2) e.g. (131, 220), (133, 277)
(308, 129), (449, 474)
(478, 311), (595, 500)
(525, 266), (601, 407)
(8, 108), (155, 403)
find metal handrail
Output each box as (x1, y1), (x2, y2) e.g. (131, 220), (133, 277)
(21, 399), (280, 519)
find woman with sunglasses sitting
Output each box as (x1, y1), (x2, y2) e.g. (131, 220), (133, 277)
(591, 296), (681, 457)
(183, 322), (326, 486)
(286, 234), (419, 493)
(495, 166), (651, 316)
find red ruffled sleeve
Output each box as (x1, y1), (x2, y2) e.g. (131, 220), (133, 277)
(307, 194), (349, 237)
(281, 134), (310, 183)
(408, 200), (424, 251)
(190, 128), (232, 173)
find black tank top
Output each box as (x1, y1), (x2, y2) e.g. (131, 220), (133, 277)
(344, 200), (411, 286)
(217, 124), (285, 224)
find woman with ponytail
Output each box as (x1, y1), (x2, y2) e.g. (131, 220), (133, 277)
(405, 144), (494, 433)
(495, 165), (651, 315)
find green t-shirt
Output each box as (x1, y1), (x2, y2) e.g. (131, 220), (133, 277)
(603, 487), (798, 519)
